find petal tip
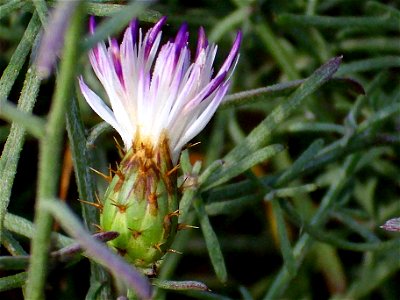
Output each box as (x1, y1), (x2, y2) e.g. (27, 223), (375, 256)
(89, 16), (96, 34)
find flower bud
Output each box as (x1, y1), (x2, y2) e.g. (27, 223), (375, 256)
(79, 15), (241, 271)
(100, 134), (178, 269)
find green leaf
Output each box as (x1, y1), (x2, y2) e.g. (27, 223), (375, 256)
(205, 194), (261, 216)
(0, 100), (46, 139)
(0, 65), (42, 241)
(209, 6), (250, 42)
(275, 139), (324, 186)
(223, 56), (342, 166)
(66, 97), (101, 228)
(336, 56), (400, 76)
(202, 144), (284, 190)
(0, 272), (27, 292)
(270, 198), (296, 276)
(152, 279), (209, 291)
(277, 14), (399, 31)
(265, 184), (318, 200)
(4, 213), (72, 247)
(1, 230), (27, 256)
(0, 0), (25, 19)
(222, 80), (304, 109)
(194, 197), (227, 283)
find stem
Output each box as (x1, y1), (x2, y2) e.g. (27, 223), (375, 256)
(25, 4), (84, 299)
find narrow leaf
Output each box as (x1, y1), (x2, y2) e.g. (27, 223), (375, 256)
(276, 139), (324, 186)
(0, 272), (27, 292)
(223, 56), (342, 166)
(194, 197), (227, 283)
(152, 279), (209, 291)
(0, 100), (46, 139)
(202, 144), (284, 190)
(270, 198), (296, 275)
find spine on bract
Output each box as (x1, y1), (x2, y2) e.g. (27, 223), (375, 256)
(100, 133), (178, 271)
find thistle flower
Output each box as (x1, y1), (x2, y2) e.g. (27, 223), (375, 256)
(79, 16), (241, 271)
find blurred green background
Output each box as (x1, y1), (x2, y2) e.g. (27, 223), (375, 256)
(0, 0), (399, 299)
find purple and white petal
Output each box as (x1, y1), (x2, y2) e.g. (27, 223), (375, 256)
(79, 16), (241, 164)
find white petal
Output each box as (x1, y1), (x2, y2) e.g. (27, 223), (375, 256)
(173, 83), (230, 158)
(78, 77), (130, 145)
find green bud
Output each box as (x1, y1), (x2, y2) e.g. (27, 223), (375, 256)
(100, 134), (178, 270)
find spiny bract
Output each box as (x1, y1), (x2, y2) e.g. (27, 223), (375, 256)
(100, 135), (178, 270)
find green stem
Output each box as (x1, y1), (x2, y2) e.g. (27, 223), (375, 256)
(25, 4), (84, 300)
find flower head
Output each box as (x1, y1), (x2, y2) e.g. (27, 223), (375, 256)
(79, 16), (241, 163)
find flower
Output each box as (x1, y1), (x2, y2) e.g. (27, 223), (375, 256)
(79, 16), (241, 271)
(79, 16), (241, 164)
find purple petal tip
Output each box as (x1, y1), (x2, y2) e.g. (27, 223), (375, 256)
(217, 30), (242, 75)
(175, 22), (189, 55)
(129, 18), (139, 40)
(89, 16), (96, 34)
(110, 38), (119, 51)
(232, 30), (242, 54)
(144, 16), (167, 58)
(152, 16), (167, 36)
(195, 26), (208, 59)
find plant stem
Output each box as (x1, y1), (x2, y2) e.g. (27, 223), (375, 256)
(25, 4), (84, 299)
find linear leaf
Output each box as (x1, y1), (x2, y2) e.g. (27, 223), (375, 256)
(270, 198), (296, 276)
(222, 56), (342, 166)
(202, 144), (284, 190)
(194, 197), (227, 283)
